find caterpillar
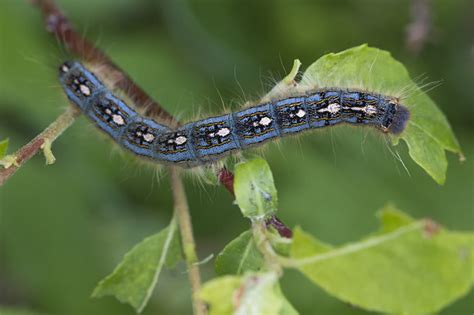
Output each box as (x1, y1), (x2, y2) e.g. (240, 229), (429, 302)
(59, 61), (410, 168)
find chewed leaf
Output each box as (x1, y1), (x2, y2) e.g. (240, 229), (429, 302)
(92, 219), (182, 313)
(215, 230), (264, 275)
(200, 272), (298, 315)
(302, 44), (461, 184)
(290, 209), (473, 315)
(234, 157), (278, 219)
(0, 138), (9, 159)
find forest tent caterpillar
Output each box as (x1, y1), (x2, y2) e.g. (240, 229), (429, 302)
(59, 61), (410, 168)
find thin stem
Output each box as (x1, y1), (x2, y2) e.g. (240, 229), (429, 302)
(169, 167), (206, 315)
(0, 105), (80, 186)
(251, 219), (283, 274)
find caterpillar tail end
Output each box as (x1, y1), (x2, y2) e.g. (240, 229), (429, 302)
(388, 105), (410, 135)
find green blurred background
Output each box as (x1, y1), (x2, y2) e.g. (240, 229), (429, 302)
(0, 0), (472, 314)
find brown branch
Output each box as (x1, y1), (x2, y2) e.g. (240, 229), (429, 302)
(0, 105), (80, 186)
(31, 0), (177, 126)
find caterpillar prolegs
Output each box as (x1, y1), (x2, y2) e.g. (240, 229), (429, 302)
(59, 61), (410, 168)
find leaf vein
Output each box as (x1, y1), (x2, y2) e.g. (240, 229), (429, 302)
(138, 217), (177, 313)
(292, 222), (423, 267)
(237, 238), (254, 274)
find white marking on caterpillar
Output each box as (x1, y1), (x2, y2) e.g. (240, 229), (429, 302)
(143, 133), (155, 142)
(175, 136), (187, 145)
(80, 84), (91, 96)
(295, 109), (306, 118)
(364, 105), (377, 115)
(61, 64), (70, 73)
(217, 127), (231, 137)
(112, 114), (125, 125)
(345, 105), (378, 115)
(319, 103), (341, 114)
(259, 117), (272, 126)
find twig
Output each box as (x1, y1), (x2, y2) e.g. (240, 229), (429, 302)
(406, 0), (432, 55)
(1, 0), (180, 184)
(31, 0), (177, 126)
(169, 167), (207, 315)
(0, 105), (80, 186)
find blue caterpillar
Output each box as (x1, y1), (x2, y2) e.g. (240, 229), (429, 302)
(59, 61), (410, 168)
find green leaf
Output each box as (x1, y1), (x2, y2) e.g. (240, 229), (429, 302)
(234, 157), (278, 219)
(302, 44), (461, 184)
(92, 218), (182, 313)
(215, 230), (264, 275)
(0, 138), (9, 158)
(290, 210), (473, 315)
(200, 272), (298, 315)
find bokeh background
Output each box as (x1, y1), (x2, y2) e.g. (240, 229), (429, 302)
(0, 0), (473, 314)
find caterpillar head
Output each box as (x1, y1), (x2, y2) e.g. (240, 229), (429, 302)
(382, 99), (410, 135)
